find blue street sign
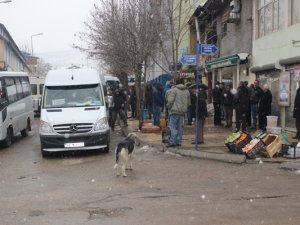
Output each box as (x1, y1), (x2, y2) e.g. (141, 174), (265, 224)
(198, 44), (218, 55)
(181, 55), (197, 66)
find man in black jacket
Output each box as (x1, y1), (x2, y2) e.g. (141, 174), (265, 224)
(249, 80), (263, 130)
(223, 84), (234, 127)
(293, 80), (300, 140)
(258, 84), (272, 131)
(111, 88), (128, 131)
(212, 81), (223, 126)
(234, 81), (249, 132)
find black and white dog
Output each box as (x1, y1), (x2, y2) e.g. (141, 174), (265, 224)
(114, 133), (138, 177)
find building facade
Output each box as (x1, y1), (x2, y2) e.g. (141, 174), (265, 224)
(250, 0), (300, 130)
(0, 23), (30, 73)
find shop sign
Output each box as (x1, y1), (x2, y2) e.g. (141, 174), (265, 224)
(206, 55), (239, 70)
(179, 70), (196, 79)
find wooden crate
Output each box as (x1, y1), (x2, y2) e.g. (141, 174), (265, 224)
(261, 134), (284, 158)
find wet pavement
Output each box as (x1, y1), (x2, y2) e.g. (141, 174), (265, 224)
(0, 118), (300, 225)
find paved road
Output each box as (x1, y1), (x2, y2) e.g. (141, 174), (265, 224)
(0, 119), (299, 225)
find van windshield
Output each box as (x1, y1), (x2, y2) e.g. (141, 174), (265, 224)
(43, 84), (103, 108)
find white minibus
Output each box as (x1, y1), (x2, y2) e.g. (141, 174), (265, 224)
(29, 76), (45, 115)
(39, 68), (110, 156)
(0, 72), (34, 147)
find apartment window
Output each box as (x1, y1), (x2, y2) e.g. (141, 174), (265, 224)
(292, 0), (300, 24)
(257, 0), (285, 38)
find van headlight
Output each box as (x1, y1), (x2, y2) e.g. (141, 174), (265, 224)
(94, 117), (108, 131)
(40, 120), (53, 133)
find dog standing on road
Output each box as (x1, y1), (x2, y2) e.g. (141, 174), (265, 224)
(114, 133), (137, 177)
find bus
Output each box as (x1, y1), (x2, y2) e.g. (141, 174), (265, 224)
(0, 72), (34, 147)
(29, 76), (45, 115)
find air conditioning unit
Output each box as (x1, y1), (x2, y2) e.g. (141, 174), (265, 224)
(227, 0), (241, 23)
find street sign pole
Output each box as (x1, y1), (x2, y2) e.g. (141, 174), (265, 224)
(195, 43), (201, 151)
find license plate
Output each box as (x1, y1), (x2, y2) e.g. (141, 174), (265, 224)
(64, 142), (85, 148)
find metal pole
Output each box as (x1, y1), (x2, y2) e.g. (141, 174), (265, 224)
(31, 33), (43, 56)
(195, 16), (201, 151)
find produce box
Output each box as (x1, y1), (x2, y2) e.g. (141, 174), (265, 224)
(242, 138), (265, 159)
(261, 134), (284, 158)
(266, 127), (282, 134)
(225, 132), (252, 154)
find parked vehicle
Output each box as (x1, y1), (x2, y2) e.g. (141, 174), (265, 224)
(0, 71), (34, 147)
(29, 76), (45, 115)
(104, 75), (121, 90)
(39, 68), (110, 157)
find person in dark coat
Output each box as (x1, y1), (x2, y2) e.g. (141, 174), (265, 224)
(258, 84), (272, 131)
(145, 83), (153, 119)
(249, 80), (263, 129)
(293, 80), (300, 140)
(223, 84), (234, 127)
(152, 83), (164, 126)
(244, 81), (252, 127)
(212, 81), (223, 126)
(234, 81), (249, 132)
(190, 82), (208, 144)
(129, 86), (137, 118)
(111, 88), (128, 131)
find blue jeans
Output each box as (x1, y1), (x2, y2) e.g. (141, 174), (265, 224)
(153, 105), (161, 126)
(169, 114), (184, 145)
(251, 103), (258, 128)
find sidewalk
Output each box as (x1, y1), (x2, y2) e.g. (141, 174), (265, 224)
(125, 116), (300, 166)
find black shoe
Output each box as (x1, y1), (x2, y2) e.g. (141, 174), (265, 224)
(176, 144), (181, 147)
(166, 144), (176, 148)
(191, 141), (203, 144)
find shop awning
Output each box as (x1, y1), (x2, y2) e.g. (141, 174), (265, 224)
(250, 63), (276, 73)
(206, 53), (248, 71)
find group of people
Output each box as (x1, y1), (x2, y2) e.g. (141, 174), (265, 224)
(212, 80), (273, 132)
(145, 79), (208, 147)
(107, 77), (300, 145)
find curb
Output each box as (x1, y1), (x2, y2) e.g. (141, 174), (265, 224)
(167, 148), (246, 164)
(279, 162), (300, 171)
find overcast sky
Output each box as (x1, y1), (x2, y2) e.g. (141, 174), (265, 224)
(0, 0), (97, 64)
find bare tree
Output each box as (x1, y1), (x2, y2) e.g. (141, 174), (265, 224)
(78, 0), (163, 124)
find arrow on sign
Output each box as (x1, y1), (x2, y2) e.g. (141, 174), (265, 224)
(198, 44), (219, 55)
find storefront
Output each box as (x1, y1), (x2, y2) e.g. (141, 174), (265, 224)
(206, 53), (251, 88)
(250, 56), (300, 131)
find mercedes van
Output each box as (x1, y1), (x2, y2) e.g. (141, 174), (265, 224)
(39, 68), (110, 157)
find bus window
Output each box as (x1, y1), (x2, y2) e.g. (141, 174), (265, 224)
(5, 77), (17, 103)
(21, 77), (31, 97)
(31, 84), (37, 95)
(39, 84), (44, 95)
(15, 77), (23, 100)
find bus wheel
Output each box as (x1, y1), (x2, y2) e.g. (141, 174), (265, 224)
(3, 127), (12, 147)
(21, 119), (31, 137)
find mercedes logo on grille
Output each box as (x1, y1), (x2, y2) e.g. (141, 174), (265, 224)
(70, 124), (77, 133)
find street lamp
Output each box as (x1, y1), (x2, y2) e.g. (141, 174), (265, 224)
(31, 33), (43, 56)
(0, 0), (12, 3)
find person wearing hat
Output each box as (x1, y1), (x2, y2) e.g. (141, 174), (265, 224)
(212, 81), (223, 126)
(166, 79), (190, 147)
(258, 84), (272, 131)
(234, 81), (249, 132)
(111, 88), (128, 131)
(293, 79), (300, 140)
(190, 82), (208, 144)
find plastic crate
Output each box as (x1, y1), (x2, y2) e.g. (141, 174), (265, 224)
(282, 143), (300, 159)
